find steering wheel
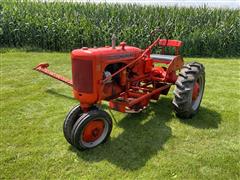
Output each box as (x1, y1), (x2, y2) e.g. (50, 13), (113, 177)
(150, 27), (169, 47)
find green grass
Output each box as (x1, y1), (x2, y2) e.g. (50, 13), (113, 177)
(0, 50), (240, 179)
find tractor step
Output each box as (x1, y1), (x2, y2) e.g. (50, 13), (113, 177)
(109, 98), (147, 113)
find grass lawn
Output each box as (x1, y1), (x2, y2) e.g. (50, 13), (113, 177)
(1, 50), (240, 179)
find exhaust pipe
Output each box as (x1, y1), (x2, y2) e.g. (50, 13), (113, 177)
(111, 34), (116, 49)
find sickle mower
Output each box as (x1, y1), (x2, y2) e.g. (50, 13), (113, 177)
(34, 30), (205, 150)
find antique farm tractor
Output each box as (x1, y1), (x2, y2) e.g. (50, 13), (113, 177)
(34, 30), (205, 150)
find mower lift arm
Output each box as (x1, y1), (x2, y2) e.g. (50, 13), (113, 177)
(33, 63), (73, 87)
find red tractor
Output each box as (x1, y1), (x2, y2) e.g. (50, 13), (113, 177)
(34, 30), (205, 150)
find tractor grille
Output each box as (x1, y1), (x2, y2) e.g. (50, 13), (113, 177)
(72, 59), (93, 93)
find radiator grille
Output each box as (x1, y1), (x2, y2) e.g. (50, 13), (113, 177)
(72, 59), (93, 93)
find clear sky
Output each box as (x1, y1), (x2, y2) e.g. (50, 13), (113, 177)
(74, 0), (240, 9)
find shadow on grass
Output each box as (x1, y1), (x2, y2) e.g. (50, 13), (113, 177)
(180, 106), (221, 129)
(45, 89), (75, 100)
(69, 97), (221, 170)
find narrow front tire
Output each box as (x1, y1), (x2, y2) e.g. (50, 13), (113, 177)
(71, 110), (112, 150)
(63, 104), (83, 145)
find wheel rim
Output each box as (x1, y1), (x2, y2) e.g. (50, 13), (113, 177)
(192, 75), (204, 111)
(81, 119), (109, 148)
(192, 82), (200, 101)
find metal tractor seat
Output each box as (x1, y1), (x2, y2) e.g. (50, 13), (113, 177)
(150, 54), (176, 62)
(150, 39), (183, 63)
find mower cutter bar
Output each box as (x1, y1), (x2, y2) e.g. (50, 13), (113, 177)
(33, 63), (73, 86)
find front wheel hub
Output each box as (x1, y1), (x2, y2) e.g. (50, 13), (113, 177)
(82, 120), (105, 142)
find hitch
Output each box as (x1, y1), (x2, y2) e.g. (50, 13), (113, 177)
(33, 63), (73, 86)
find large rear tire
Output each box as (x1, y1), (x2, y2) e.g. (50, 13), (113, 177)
(71, 110), (112, 150)
(172, 62), (205, 118)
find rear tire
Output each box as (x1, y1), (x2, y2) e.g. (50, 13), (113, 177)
(172, 62), (205, 118)
(71, 110), (112, 150)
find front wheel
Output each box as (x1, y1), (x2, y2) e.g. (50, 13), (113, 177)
(71, 110), (112, 150)
(63, 104), (83, 145)
(172, 62), (205, 118)
(63, 105), (98, 145)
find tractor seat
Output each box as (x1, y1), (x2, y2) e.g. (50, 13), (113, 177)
(150, 54), (176, 62)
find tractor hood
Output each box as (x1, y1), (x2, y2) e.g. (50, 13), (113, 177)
(71, 44), (142, 61)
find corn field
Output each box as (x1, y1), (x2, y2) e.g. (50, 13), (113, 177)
(0, 0), (239, 56)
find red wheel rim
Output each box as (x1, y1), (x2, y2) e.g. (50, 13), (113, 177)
(192, 82), (200, 101)
(82, 120), (105, 142)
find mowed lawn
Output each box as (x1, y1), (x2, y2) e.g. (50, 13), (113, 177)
(0, 51), (239, 179)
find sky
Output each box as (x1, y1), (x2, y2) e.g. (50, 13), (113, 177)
(72, 0), (240, 9)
